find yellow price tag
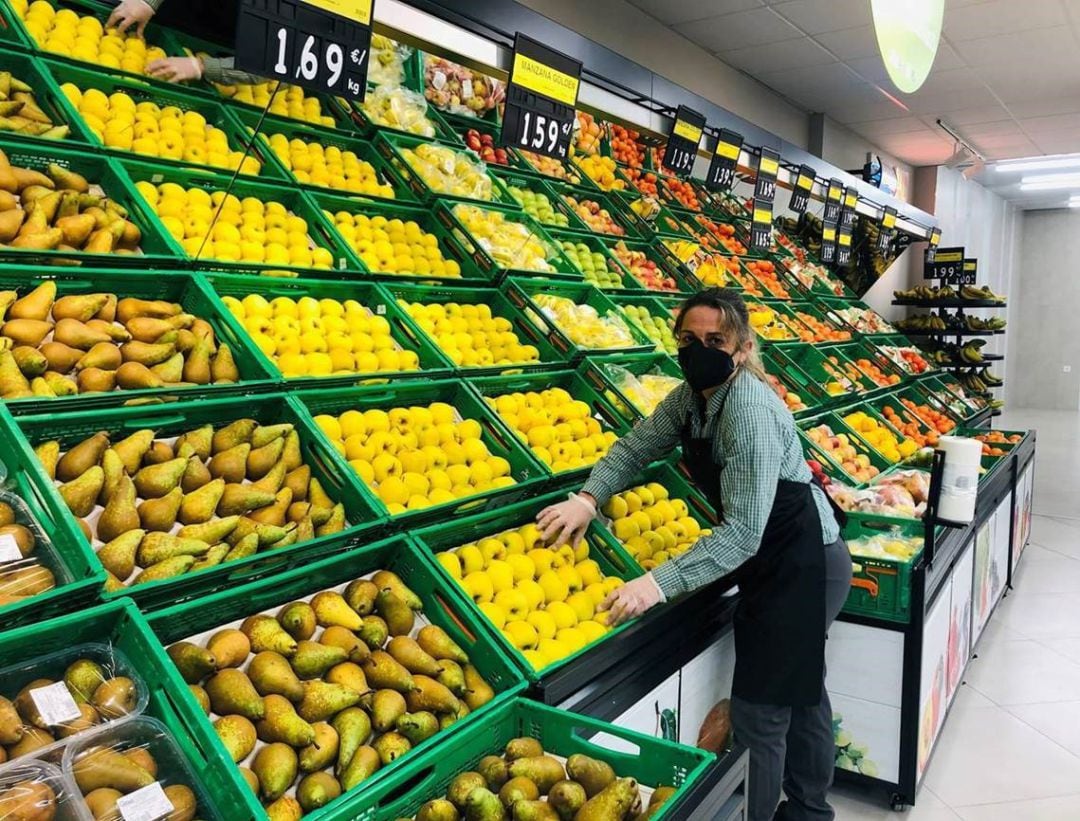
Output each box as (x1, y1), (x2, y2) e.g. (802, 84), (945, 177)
(673, 119), (702, 145)
(827, 184), (842, 202)
(759, 156), (779, 177)
(839, 232), (851, 247)
(753, 206), (772, 224)
(823, 226), (836, 242)
(797, 173), (813, 191)
(300, 0), (372, 24)
(717, 141), (740, 161)
(936, 250), (963, 263)
(963, 261), (976, 272)
(883, 211), (897, 229)
(844, 191), (857, 209)
(511, 52), (580, 107)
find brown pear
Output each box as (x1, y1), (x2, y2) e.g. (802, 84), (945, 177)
(86, 321), (129, 343)
(137, 486), (183, 532)
(208, 443), (250, 483)
(149, 352), (184, 384)
(125, 316), (180, 343)
(75, 342), (122, 372)
(206, 669), (265, 720)
(250, 460), (287, 495)
(179, 478), (224, 525)
(96, 529), (143, 581)
(136, 532), (210, 565)
(315, 503), (346, 536)
(246, 437), (285, 481)
(183, 336), (212, 385)
(77, 367), (116, 393)
(111, 429), (155, 475)
(406, 675), (459, 714)
(181, 454), (212, 493)
(52, 293), (109, 323)
(175, 425), (212, 460)
(212, 418), (257, 453)
(0, 208), (23, 241)
(248, 651), (304, 702)
(55, 431), (110, 484)
(277, 601), (317, 641)
(299, 722), (338, 773)
(99, 448), (126, 505)
(1, 319), (51, 348)
(248, 487), (292, 526)
(320, 626), (370, 664)
(283, 465), (311, 502)
(218, 484), (276, 517)
(97, 474), (140, 542)
(39, 341), (83, 373)
(387, 636), (441, 676)
(463, 665), (495, 711)
(116, 298), (179, 324)
(143, 440), (175, 465)
(43, 371), (77, 396)
(120, 339), (176, 366)
(54, 318), (113, 350)
(114, 361), (164, 390)
(11, 345), (46, 377)
(212, 343), (240, 382)
(33, 440), (60, 480)
(9, 281), (56, 321)
(134, 457), (187, 498)
(206, 628), (251, 669)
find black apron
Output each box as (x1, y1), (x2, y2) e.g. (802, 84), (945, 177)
(680, 393), (844, 707)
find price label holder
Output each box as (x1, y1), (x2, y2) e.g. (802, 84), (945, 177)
(234, 0), (374, 101)
(706, 128), (743, 191)
(836, 224), (853, 267)
(877, 206), (897, 251)
(925, 226), (942, 262)
(925, 246), (964, 280)
(823, 178), (843, 224)
(662, 105), (705, 177)
(789, 164), (816, 213)
(754, 147), (779, 202)
(500, 33), (582, 161)
(958, 258), (978, 286)
(820, 223), (837, 264)
(840, 187), (858, 230)
(749, 198), (773, 252)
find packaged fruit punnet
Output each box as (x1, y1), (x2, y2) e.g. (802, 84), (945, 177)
(361, 84), (440, 138)
(522, 290), (643, 354)
(0, 640), (147, 763)
(63, 716), (217, 820)
(423, 54), (505, 119)
(146, 535), (522, 820)
(600, 361), (682, 419)
(214, 80), (338, 129)
(389, 139), (500, 203)
(846, 528), (923, 563)
(448, 203), (570, 276)
(13, 0), (171, 77)
(0, 487), (76, 618)
(344, 698), (711, 821)
(0, 759), (81, 820)
(0, 55), (71, 141)
(368, 34), (412, 88)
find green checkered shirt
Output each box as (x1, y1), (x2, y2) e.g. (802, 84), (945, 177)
(582, 369), (839, 599)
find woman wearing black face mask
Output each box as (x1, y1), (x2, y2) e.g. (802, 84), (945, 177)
(537, 288), (851, 821)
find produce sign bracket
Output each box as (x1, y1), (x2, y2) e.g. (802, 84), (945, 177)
(823, 178), (843, 223)
(789, 163), (816, 213)
(662, 104), (706, 176)
(750, 197), (773, 251)
(706, 128), (743, 191)
(754, 146), (779, 202)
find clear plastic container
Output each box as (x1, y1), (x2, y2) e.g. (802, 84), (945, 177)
(0, 487), (75, 609)
(0, 758), (85, 820)
(63, 716), (220, 821)
(0, 643), (148, 764)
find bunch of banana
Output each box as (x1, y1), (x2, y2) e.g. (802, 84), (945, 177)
(893, 285), (957, 301)
(989, 399), (1004, 410)
(959, 340), (986, 364)
(959, 285), (1006, 304)
(896, 314), (949, 332)
(963, 315), (1007, 331)
(0, 71), (68, 140)
(981, 368), (1003, 387)
(957, 370), (1001, 395)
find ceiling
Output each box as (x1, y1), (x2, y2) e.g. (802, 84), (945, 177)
(625, 0), (1080, 171)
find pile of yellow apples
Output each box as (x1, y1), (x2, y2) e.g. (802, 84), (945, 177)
(313, 403), (516, 514)
(265, 133), (394, 196)
(531, 294), (637, 350)
(575, 155), (625, 191)
(434, 522), (624, 669)
(485, 388), (619, 473)
(602, 483), (709, 570)
(326, 211), (461, 278)
(842, 411), (918, 464)
(400, 300), (541, 367)
(221, 293), (419, 378)
(214, 80), (336, 128)
(401, 143), (493, 200)
(451, 204), (555, 273)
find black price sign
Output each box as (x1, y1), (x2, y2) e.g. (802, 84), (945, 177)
(925, 246), (964, 280)
(705, 128), (742, 191)
(925, 226), (942, 262)
(789, 164), (816, 213)
(749, 198), (773, 251)
(662, 105), (705, 177)
(836, 225), (853, 267)
(957, 258), (978, 286)
(823, 178), (843, 223)
(235, 0), (374, 101)
(500, 34), (582, 161)
(820, 224), (837, 263)
(840, 186), (858, 229)
(754, 147), (779, 202)
(877, 206), (897, 252)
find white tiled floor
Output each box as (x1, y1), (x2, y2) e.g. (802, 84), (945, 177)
(833, 408), (1080, 819)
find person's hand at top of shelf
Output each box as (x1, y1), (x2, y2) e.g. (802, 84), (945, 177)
(148, 56), (204, 83)
(107, 0), (157, 37)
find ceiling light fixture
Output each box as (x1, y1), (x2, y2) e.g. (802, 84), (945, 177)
(871, 0), (944, 93)
(1019, 181), (1080, 192)
(993, 156), (1080, 173)
(1020, 173), (1080, 187)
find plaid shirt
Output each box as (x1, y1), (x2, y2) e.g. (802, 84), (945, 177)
(582, 370), (839, 599)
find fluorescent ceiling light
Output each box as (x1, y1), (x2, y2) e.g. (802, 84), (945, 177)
(994, 157), (1080, 173)
(1069, 201), (1080, 208)
(1019, 174), (1080, 190)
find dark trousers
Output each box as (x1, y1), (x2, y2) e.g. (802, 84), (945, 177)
(731, 538), (852, 821)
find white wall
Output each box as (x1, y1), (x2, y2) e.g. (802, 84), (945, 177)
(1011, 211), (1080, 410)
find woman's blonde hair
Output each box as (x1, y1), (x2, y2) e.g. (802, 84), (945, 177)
(674, 287), (768, 383)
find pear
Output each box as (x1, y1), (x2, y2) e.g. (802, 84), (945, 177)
(34, 441), (60, 481)
(298, 680), (362, 722)
(237, 766), (258, 794)
(250, 423), (292, 448)
(446, 773), (488, 811)
(59, 465), (105, 517)
(475, 756), (510, 793)
(40, 341), (84, 374)
(547, 781), (586, 820)
(283, 465), (311, 502)
(138, 485), (182, 532)
(175, 424), (213, 461)
(507, 756), (566, 794)
(72, 747), (155, 794)
(417, 625), (469, 665)
(55, 702), (100, 739)
(241, 614), (297, 656)
(29, 375), (52, 397)
(504, 738), (543, 762)
(150, 352), (184, 384)
(179, 477), (225, 525)
(407, 675), (459, 714)
(191, 543), (229, 572)
(212, 418), (257, 453)
(142, 441), (175, 465)
(96, 474), (140, 542)
(387, 636), (441, 676)
(64, 659), (106, 704)
(374, 569), (423, 610)
(566, 754), (616, 798)
(8, 727), (54, 758)
(54, 318), (113, 351)
(208, 443), (250, 483)
(224, 532), (260, 562)
(251, 460), (287, 495)
(95, 530), (143, 581)
(325, 661), (369, 696)
(85, 319), (130, 343)
(320, 626), (370, 664)
(9, 281), (56, 321)
(294, 516), (315, 544)
(362, 651), (416, 693)
(358, 616), (389, 651)
(115, 361), (164, 390)
(177, 515), (239, 544)
(125, 316), (181, 343)
(416, 799), (461, 821)
(55, 212), (96, 249)
(136, 532), (210, 565)
(181, 454), (213, 493)
(116, 298), (180, 324)
(249, 651), (304, 702)
(437, 660), (467, 698)
(112, 429), (154, 475)
(10, 226), (62, 250)
(265, 797), (303, 821)
(283, 430), (304, 471)
(120, 339), (176, 367)
(339, 744), (381, 791)
(99, 448), (126, 505)
(297, 772), (342, 814)
(253, 743), (298, 803)
(42, 371), (77, 396)
(247, 487), (292, 526)
(11, 345), (47, 377)
(0, 696), (25, 745)
(213, 715), (257, 763)
(376, 590), (415, 637)
(344, 579), (379, 615)
(0, 358), (33, 397)
(57, 431), (109, 482)
(52, 293), (109, 323)
(512, 800), (560, 821)
(206, 669), (265, 720)
(48, 163), (89, 193)
(397, 711), (439, 746)
(463, 665), (495, 711)
(206, 628), (251, 669)
(309, 590), (362, 630)
(575, 777), (639, 821)
(257, 693), (316, 746)
(276, 601), (316, 641)
(371, 689), (407, 733)
(246, 436), (285, 481)
(167, 641), (217, 684)
(299, 722), (339, 773)
(94, 678), (138, 719)
(180, 335), (210, 385)
(331, 707), (372, 776)
(373, 731), (411, 766)
(291, 639), (347, 680)
(133, 457), (187, 498)
(218, 484), (276, 516)
(0, 208), (23, 241)
(315, 503), (346, 536)
(2, 319), (52, 347)
(133, 555), (195, 584)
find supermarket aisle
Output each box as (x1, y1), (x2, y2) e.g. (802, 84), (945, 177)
(833, 409), (1080, 820)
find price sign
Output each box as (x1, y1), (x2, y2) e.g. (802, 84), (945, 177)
(500, 34), (582, 161)
(925, 246), (964, 280)
(820, 224), (837, 263)
(925, 226), (942, 262)
(836, 225), (853, 267)
(789, 164), (816, 213)
(705, 128), (742, 191)
(749, 198), (773, 251)
(234, 0), (374, 101)
(840, 186), (858, 229)
(662, 105), (705, 176)
(823, 178), (843, 223)
(957, 258), (978, 286)
(877, 206), (897, 251)
(754, 147), (779, 202)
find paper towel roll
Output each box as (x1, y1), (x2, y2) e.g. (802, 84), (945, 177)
(936, 436), (982, 523)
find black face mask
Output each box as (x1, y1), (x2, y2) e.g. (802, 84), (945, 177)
(678, 338), (737, 393)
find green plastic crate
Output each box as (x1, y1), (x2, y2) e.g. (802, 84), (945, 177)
(545, 179), (644, 241)
(611, 292), (681, 356)
(200, 272), (452, 389)
(833, 405), (920, 468)
(681, 212), (753, 256)
(410, 490), (643, 681)
(116, 155), (353, 275)
(870, 336), (936, 379)
(866, 386), (960, 449)
(799, 412), (892, 489)
(43, 59), (286, 181)
(10, 391), (386, 611)
(822, 341), (906, 394)
(144, 535), (528, 821)
(613, 193), (695, 240)
(601, 237), (700, 295)
(490, 165), (585, 233)
(738, 258), (806, 302)
(381, 280), (574, 376)
(656, 174), (711, 214)
(0, 0), (28, 48)
(0, 598), (253, 810)
(546, 228), (643, 290)
(821, 297), (898, 337)
(922, 374), (989, 421)
(467, 369), (634, 484)
(510, 146), (601, 191)
(0, 136), (177, 266)
(775, 256), (857, 299)
(578, 352), (682, 422)
(841, 517), (923, 623)
(347, 86), (463, 145)
(434, 200), (582, 282)
(228, 106), (414, 203)
(341, 698), (714, 821)
(307, 189), (489, 284)
(787, 300), (856, 344)
(760, 348), (836, 417)
(293, 379), (550, 529)
(0, 267), (278, 415)
(0, 51), (82, 146)
(504, 278), (657, 362)
(783, 344), (873, 397)
(373, 131), (518, 207)
(743, 299), (809, 347)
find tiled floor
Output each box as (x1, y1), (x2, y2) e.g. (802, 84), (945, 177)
(833, 408), (1080, 819)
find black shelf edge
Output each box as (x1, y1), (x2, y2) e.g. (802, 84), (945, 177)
(891, 299), (1007, 309)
